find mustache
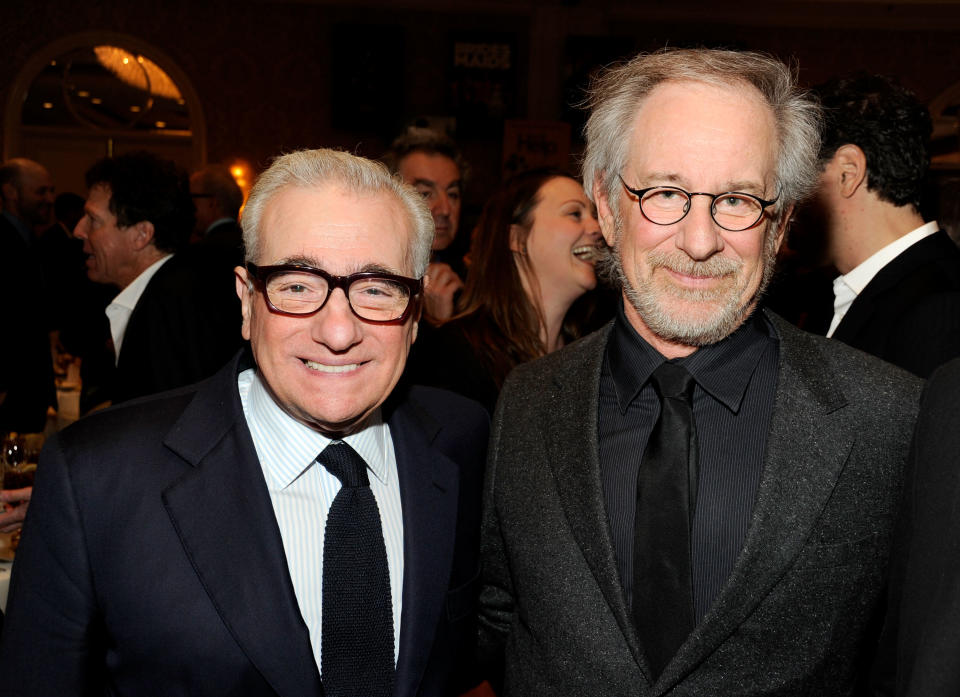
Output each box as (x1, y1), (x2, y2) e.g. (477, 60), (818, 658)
(646, 250), (742, 277)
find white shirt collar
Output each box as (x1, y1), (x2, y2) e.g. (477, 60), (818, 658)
(106, 253), (174, 360)
(240, 367), (390, 489)
(827, 221), (939, 337)
(840, 221), (939, 295)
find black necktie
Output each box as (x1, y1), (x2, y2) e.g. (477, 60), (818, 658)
(319, 441), (394, 697)
(633, 361), (698, 678)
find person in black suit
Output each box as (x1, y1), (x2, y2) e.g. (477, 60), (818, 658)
(479, 48), (922, 696)
(0, 158), (56, 433)
(801, 73), (960, 377)
(0, 148), (488, 696)
(190, 163), (245, 267)
(877, 356), (960, 696)
(73, 152), (242, 406)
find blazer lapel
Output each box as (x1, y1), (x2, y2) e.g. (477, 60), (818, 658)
(541, 327), (650, 676)
(656, 313), (854, 693)
(388, 394), (460, 697)
(161, 356), (323, 697)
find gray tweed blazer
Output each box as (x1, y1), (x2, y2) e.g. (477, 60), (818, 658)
(479, 309), (922, 697)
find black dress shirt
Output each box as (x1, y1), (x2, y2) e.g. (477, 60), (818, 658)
(599, 301), (779, 623)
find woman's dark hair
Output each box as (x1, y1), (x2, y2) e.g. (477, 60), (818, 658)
(453, 167), (582, 388)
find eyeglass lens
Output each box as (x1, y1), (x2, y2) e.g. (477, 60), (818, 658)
(641, 188), (764, 231)
(264, 270), (412, 321)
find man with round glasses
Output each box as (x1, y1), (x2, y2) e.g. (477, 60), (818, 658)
(1, 149), (488, 697)
(479, 48), (922, 696)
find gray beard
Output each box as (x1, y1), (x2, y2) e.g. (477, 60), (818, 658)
(606, 220), (779, 347)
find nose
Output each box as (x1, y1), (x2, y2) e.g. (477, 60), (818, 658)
(73, 217), (88, 240)
(311, 288), (363, 352)
(585, 208), (601, 240)
(675, 196), (724, 260)
(432, 191), (451, 217)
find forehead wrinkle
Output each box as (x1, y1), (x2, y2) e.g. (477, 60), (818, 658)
(279, 254), (402, 276)
(633, 171), (767, 196)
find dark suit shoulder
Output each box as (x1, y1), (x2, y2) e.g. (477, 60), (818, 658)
(54, 380), (201, 458)
(406, 383), (489, 422)
(397, 383), (489, 460)
(772, 311), (923, 389)
(768, 310), (924, 445)
(501, 325), (611, 394)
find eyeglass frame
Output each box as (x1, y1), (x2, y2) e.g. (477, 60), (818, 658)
(618, 175), (780, 232)
(245, 262), (423, 324)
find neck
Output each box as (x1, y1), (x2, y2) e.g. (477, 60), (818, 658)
(517, 264), (580, 354)
(833, 198), (925, 274)
(539, 296), (572, 353)
(119, 247), (168, 289)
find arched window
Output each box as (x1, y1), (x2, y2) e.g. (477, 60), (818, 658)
(4, 32), (205, 195)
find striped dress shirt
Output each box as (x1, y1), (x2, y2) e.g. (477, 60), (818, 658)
(238, 368), (405, 675)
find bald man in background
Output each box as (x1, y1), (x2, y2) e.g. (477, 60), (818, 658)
(0, 158), (56, 433)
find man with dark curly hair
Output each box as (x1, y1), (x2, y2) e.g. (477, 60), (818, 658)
(808, 73), (960, 377)
(74, 151), (241, 404)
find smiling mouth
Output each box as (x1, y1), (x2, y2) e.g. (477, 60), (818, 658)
(573, 244), (604, 262)
(303, 359), (360, 374)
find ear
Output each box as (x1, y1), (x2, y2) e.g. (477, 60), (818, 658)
(0, 181), (18, 205)
(129, 220), (156, 250)
(235, 265), (253, 341)
(508, 224), (525, 254)
(409, 293), (423, 345)
(774, 203), (793, 252)
(832, 144), (867, 199)
(593, 176), (617, 247)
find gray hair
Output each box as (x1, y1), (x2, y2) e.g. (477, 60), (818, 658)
(382, 127), (470, 186)
(241, 148), (435, 276)
(582, 48), (822, 219)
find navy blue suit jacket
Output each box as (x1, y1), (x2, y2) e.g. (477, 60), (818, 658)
(0, 352), (488, 697)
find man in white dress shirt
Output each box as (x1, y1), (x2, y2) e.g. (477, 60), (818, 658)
(74, 152), (241, 404)
(0, 149), (488, 697)
(805, 73), (960, 377)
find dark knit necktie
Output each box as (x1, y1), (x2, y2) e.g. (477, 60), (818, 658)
(633, 361), (698, 678)
(319, 441), (394, 697)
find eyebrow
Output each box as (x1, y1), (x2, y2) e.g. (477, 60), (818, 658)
(411, 178), (461, 189)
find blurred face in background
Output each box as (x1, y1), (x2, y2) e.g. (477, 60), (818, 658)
(398, 152), (461, 252)
(514, 176), (602, 310)
(5, 162), (54, 228)
(190, 172), (220, 237)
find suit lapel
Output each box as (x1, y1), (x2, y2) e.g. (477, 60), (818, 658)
(832, 290), (876, 344)
(656, 313), (854, 693)
(541, 327), (650, 675)
(161, 356), (323, 697)
(389, 394), (460, 697)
